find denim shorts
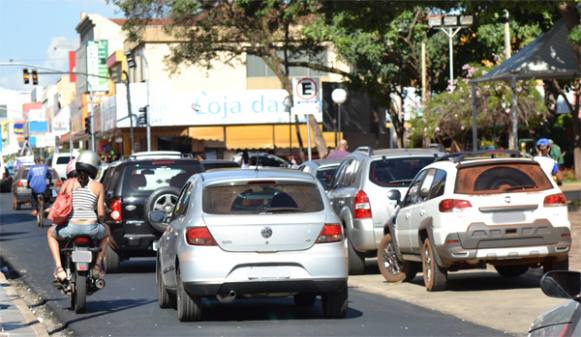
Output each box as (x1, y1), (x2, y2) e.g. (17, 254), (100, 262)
(55, 223), (106, 240)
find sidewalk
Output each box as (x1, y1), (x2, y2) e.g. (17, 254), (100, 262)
(0, 272), (48, 337)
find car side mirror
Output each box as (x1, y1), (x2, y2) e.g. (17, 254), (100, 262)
(541, 271), (581, 300)
(149, 210), (167, 224)
(387, 189), (401, 204)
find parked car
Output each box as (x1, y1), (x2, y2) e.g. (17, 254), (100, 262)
(529, 271), (581, 337)
(154, 168), (348, 321)
(378, 151), (571, 291)
(47, 152), (77, 180)
(129, 151), (184, 160)
(101, 157), (204, 272)
(233, 152), (291, 168)
(298, 159), (342, 190)
(201, 159), (239, 170)
(11, 165), (61, 209)
(327, 148), (441, 274)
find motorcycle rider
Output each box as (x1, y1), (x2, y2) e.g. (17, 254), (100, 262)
(27, 156), (51, 217)
(47, 151), (110, 281)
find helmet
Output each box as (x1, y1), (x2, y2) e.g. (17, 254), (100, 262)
(75, 151), (100, 179)
(66, 159), (77, 176)
(536, 138), (550, 148)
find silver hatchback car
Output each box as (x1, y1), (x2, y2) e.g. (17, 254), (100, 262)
(155, 168), (348, 321)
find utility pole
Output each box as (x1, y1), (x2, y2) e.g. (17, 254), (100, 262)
(504, 9), (518, 151)
(122, 70), (135, 155)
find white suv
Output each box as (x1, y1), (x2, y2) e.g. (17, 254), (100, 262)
(378, 152), (571, 291)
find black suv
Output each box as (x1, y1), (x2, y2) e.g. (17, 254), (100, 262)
(101, 158), (204, 271)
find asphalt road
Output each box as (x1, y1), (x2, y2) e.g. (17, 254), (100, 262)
(0, 194), (505, 337)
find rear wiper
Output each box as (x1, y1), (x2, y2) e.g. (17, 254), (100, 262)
(261, 207), (301, 213)
(505, 184), (536, 191)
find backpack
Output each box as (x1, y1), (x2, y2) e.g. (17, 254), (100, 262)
(48, 180), (73, 225)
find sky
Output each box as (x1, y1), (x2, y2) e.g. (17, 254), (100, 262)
(0, 0), (120, 91)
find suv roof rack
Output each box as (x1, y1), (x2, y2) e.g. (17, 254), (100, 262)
(353, 146), (373, 155)
(436, 150), (526, 163)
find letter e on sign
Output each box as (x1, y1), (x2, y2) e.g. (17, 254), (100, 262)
(295, 78), (318, 101)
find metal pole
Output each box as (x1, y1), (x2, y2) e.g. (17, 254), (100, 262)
(338, 104), (342, 143)
(306, 114), (312, 161)
(68, 118), (73, 155)
(504, 10), (512, 59)
(421, 41), (427, 103)
(90, 97), (95, 152)
(123, 70), (135, 155)
(470, 83), (478, 151)
(511, 77), (518, 151)
(142, 54), (151, 152)
(448, 28), (454, 91)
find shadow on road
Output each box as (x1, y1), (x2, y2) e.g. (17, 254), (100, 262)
(0, 212), (33, 226)
(406, 268), (543, 291)
(116, 259), (156, 274)
(199, 297), (363, 321)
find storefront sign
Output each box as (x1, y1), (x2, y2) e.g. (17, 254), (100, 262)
(86, 40), (109, 92)
(52, 106), (70, 136)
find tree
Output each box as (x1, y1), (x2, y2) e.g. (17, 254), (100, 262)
(112, 0), (353, 158)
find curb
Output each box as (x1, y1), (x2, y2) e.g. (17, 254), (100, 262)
(0, 272), (50, 337)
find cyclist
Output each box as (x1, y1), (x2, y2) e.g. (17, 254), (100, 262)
(47, 151), (110, 282)
(27, 156), (51, 217)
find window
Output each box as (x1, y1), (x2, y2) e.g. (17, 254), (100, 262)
(173, 183), (193, 218)
(403, 170), (428, 207)
(428, 169), (447, 199)
(203, 181), (324, 214)
(340, 160), (359, 187)
(369, 157), (435, 188)
(316, 165), (340, 190)
(246, 51), (329, 78)
(455, 162), (552, 195)
(331, 160), (349, 189)
(56, 156), (73, 165)
(122, 161), (203, 194)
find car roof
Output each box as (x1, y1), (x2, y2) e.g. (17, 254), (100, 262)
(116, 158), (201, 166)
(426, 156), (539, 171)
(199, 168), (316, 185)
(350, 148), (443, 160)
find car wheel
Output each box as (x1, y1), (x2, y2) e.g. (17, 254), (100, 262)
(377, 233), (417, 282)
(145, 187), (180, 233)
(176, 268), (202, 322)
(322, 286), (348, 319)
(294, 293), (317, 307)
(347, 238), (365, 275)
(421, 238), (447, 292)
(494, 265), (529, 277)
(543, 257), (569, 272)
(157, 256), (176, 309)
(103, 245), (121, 273)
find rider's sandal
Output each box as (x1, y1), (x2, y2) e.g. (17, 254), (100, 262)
(53, 266), (66, 282)
(92, 264), (105, 279)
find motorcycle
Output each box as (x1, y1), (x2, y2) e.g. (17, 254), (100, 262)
(54, 235), (105, 313)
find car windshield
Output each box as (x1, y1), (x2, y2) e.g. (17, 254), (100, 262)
(316, 166), (339, 189)
(455, 162), (553, 194)
(203, 181), (324, 214)
(122, 161), (203, 194)
(369, 157), (435, 187)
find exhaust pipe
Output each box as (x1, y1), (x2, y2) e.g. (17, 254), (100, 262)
(94, 278), (106, 289)
(216, 290), (237, 303)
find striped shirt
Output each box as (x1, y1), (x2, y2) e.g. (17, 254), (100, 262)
(69, 183), (98, 222)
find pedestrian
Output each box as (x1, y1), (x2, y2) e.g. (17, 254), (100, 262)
(549, 139), (564, 166)
(534, 138), (562, 184)
(46, 151), (110, 282)
(241, 150), (250, 168)
(27, 157), (51, 217)
(326, 139), (350, 160)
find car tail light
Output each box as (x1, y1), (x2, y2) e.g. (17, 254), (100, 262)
(73, 237), (91, 245)
(185, 227), (217, 246)
(544, 193), (567, 207)
(17, 179), (26, 187)
(316, 224), (343, 243)
(439, 199), (472, 212)
(354, 190), (372, 219)
(110, 198), (122, 222)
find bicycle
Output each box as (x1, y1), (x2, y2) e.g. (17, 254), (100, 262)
(34, 193), (45, 227)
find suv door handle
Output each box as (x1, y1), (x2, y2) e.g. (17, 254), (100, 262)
(405, 213), (410, 219)
(419, 210), (425, 216)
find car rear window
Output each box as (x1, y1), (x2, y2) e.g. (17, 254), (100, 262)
(455, 162), (553, 195)
(122, 161), (203, 194)
(369, 157), (435, 187)
(203, 181), (324, 214)
(202, 162), (240, 170)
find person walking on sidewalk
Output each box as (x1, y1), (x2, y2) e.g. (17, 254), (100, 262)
(27, 157), (51, 217)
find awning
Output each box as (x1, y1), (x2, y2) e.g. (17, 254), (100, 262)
(225, 124), (336, 150)
(188, 126), (224, 142)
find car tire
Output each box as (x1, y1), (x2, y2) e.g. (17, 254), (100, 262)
(176, 268), (202, 322)
(347, 238), (365, 275)
(543, 257), (569, 272)
(322, 286), (348, 319)
(157, 256), (176, 309)
(103, 245), (121, 273)
(494, 265), (529, 277)
(145, 187), (181, 233)
(421, 238), (447, 292)
(377, 233), (417, 282)
(294, 293), (317, 307)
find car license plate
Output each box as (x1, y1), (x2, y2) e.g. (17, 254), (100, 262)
(71, 250), (92, 263)
(491, 211), (526, 224)
(247, 267), (290, 280)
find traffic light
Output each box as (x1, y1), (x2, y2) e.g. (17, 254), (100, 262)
(84, 117), (91, 135)
(31, 70), (38, 85)
(138, 106), (148, 127)
(23, 69), (29, 84)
